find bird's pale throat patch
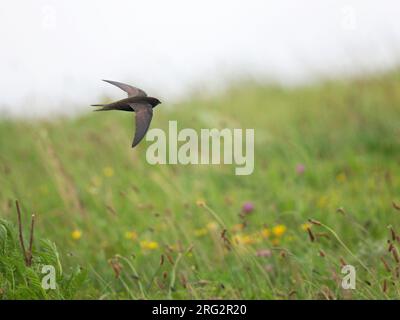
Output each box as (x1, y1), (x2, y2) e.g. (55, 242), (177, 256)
(145, 121), (254, 175)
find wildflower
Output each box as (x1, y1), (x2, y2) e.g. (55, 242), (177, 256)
(242, 202), (254, 214)
(241, 235), (255, 244)
(256, 249), (272, 257)
(196, 199), (206, 207)
(300, 222), (312, 231)
(194, 228), (208, 237)
(125, 231), (138, 241)
(296, 163), (305, 175)
(272, 224), (286, 237)
(233, 234), (257, 245)
(71, 230), (82, 240)
(103, 166), (114, 177)
(261, 228), (270, 238)
(140, 240), (159, 250)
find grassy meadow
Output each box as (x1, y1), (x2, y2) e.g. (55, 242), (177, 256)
(0, 72), (399, 299)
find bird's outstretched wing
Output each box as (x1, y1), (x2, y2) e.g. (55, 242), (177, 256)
(131, 103), (153, 148)
(103, 80), (147, 97)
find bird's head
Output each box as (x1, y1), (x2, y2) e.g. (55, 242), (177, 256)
(148, 97), (162, 108)
(154, 98), (162, 106)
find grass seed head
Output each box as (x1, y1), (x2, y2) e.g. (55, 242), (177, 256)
(380, 257), (391, 273)
(308, 219), (322, 226)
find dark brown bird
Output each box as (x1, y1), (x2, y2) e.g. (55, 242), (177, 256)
(92, 80), (161, 148)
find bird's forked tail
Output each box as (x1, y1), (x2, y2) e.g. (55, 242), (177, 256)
(91, 104), (114, 111)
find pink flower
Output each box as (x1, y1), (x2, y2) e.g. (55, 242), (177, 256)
(256, 249), (272, 257)
(296, 163), (305, 175)
(242, 202), (254, 214)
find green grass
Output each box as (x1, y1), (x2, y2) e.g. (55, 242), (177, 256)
(0, 71), (400, 299)
(0, 219), (86, 299)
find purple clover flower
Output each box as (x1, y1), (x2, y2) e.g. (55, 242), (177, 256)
(242, 202), (254, 214)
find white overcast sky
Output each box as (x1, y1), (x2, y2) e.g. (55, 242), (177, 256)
(1, 0), (400, 116)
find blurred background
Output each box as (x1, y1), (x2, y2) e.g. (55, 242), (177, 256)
(1, 0), (400, 116)
(1, 1), (400, 300)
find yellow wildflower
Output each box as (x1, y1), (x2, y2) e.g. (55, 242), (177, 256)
(194, 228), (208, 237)
(71, 230), (82, 240)
(103, 166), (114, 177)
(272, 225), (287, 237)
(125, 231), (138, 240)
(233, 234), (257, 245)
(242, 235), (256, 245)
(196, 199), (206, 207)
(140, 240), (159, 250)
(261, 228), (270, 238)
(300, 222), (312, 231)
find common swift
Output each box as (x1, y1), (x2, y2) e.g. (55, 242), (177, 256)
(92, 80), (161, 148)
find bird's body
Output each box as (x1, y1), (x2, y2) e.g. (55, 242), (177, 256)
(92, 80), (161, 148)
(92, 96), (161, 111)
